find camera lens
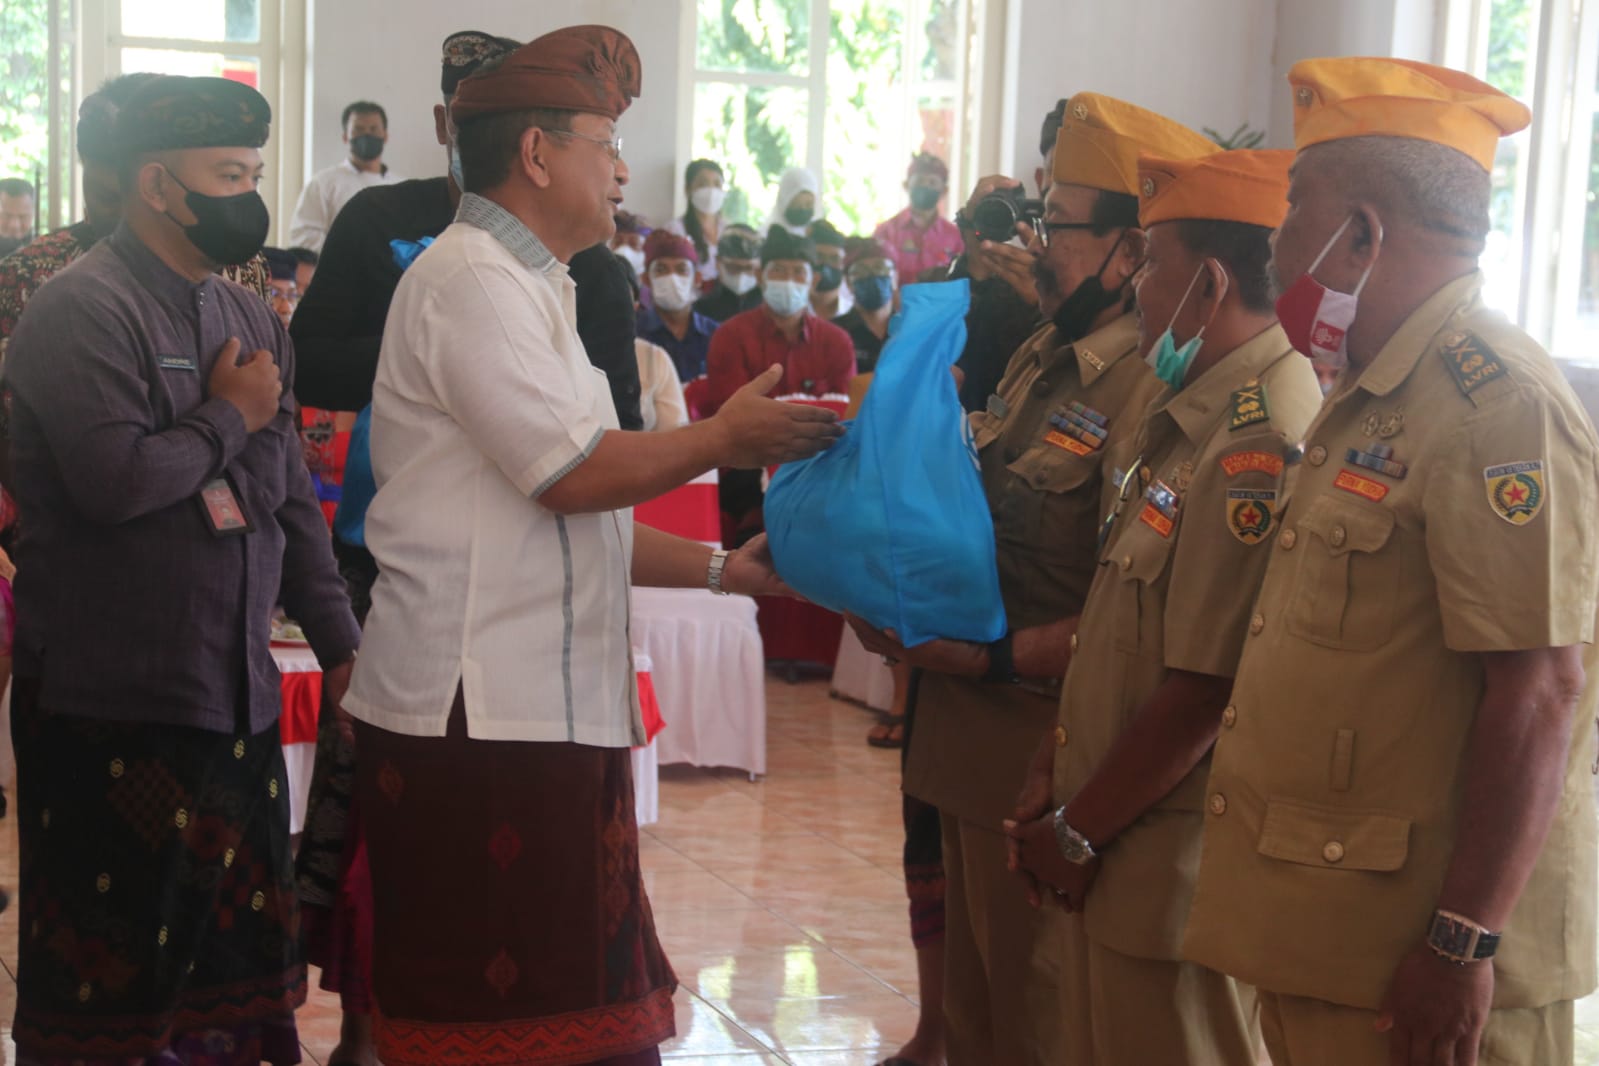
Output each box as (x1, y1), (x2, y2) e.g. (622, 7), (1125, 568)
(971, 195), (1020, 243)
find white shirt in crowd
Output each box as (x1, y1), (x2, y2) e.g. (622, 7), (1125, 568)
(345, 193), (643, 748)
(635, 338), (689, 432)
(287, 159), (403, 252)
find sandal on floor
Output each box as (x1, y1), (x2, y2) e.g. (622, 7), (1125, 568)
(867, 718), (905, 749)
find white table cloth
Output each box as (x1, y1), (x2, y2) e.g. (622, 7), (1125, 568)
(272, 645), (661, 830)
(272, 645), (321, 835)
(631, 586), (767, 776)
(829, 624), (897, 712)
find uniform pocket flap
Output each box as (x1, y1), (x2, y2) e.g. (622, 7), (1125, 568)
(1010, 441), (1098, 494)
(1256, 797), (1411, 872)
(1295, 495), (1395, 556)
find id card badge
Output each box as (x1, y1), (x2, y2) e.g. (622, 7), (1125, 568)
(197, 477), (254, 536)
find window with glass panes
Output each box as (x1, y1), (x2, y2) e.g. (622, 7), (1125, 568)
(1444, 0), (1599, 359)
(687, 0), (981, 238)
(78, 0), (307, 244)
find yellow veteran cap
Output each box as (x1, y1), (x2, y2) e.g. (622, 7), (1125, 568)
(1287, 56), (1530, 171)
(1052, 92), (1217, 196)
(1137, 148), (1294, 230)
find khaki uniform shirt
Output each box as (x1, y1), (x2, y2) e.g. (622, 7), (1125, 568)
(905, 313), (1163, 826)
(1053, 324), (1322, 962)
(1183, 273), (1599, 1010)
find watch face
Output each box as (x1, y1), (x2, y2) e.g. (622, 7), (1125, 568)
(1429, 913), (1477, 958)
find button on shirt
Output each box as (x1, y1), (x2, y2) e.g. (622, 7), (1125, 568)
(703, 305), (856, 416)
(288, 159), (403, 253)
(344, 194), (641, 747)
(2, 225), (360, 734)
(636, 306), (720, 382)
(1052, 325), (1321, 962)
(1183, 273), (1599, 1010)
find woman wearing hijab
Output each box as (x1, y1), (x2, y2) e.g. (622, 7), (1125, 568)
(767, 166), (821, 235)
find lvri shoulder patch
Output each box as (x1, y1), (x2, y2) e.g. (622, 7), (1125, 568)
(1228, 380), (1270, 431)
(1227, 489), (1277, 544)
(1484, 461), (1545, 525)
(1440, 331), (1506, 397)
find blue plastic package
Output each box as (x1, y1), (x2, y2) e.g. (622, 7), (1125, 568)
(764, 278), (1007, 647)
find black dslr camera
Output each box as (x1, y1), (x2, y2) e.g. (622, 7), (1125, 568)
(971, 187), (1044, 243)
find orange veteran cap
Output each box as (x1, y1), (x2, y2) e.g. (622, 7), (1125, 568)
(1137, 148), (1294, 230)
(1288, 56), (1529, 171)
(1052, 93), (1217, 196)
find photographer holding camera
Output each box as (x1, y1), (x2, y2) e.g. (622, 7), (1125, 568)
(948, 101), (1065, 411)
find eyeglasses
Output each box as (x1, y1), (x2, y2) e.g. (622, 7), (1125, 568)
(547, 129), (624, 161)
(1037, 220), (1101, 249)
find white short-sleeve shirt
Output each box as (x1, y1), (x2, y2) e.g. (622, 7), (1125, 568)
(345, 194), (642, 747)
(287, 160), (403, 252)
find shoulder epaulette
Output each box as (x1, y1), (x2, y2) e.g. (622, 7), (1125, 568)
(1439, 330), (1509, 400)
(1228, 379), (1270, 432)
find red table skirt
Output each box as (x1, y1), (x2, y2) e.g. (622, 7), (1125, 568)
(279, 669), (322, 746)
(277, 668), (663, 747)
(755, 597), (844, 668)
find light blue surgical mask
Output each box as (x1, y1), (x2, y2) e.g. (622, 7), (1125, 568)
(1146, 261), (1224, 390)
(449, 143), (465, 190)
(763, 276), (811, 317)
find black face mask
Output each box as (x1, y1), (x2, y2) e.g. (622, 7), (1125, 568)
(1050, 232), (1128, 344)
(350, 134), (385, 162)
(163, 170), (271, 266)
(909, 185), (942, 211)
(815, 264), (843, 293)
(784, 205), (815, 227)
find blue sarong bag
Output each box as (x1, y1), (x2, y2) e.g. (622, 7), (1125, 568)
(764, 279), (1007, 647)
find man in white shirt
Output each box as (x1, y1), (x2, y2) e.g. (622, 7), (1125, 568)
(342, 25), (842, 1066)
(287, 100), (401, 252)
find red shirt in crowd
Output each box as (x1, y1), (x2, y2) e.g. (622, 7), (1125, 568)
(873, 208), (964, 282)
(703, 306), (857, 416)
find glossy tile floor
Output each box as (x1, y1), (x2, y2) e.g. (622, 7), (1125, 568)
(1, 677), (1599, 1063)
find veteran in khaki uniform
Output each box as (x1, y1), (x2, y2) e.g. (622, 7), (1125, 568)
(851, 94), (1213, 1065)
(1006, 148), (1322, 1064)
(1181, 58), (1599, 1066)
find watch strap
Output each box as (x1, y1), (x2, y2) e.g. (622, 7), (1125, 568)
(983, 632), (1018, 684)
(1426, 908), (1500, 964)
(1052, 806), (1096, 865)
(706, 549), (732, 596)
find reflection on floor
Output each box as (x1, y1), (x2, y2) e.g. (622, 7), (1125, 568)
(2, 676), (1599, 1063)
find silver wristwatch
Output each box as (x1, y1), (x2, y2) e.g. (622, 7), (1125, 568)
(706, 549), (732, 596)
(1052, 806), (1096, 865)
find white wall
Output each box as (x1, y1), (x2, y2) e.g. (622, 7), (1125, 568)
(1005, 0), (1277, 181)
(306, 0), (1439, 230)
(1268, 0), (1439, 147)
(307, 0), (686, 226)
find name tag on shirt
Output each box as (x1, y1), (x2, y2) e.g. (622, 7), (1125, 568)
(159, 354), (198, 372)
(197, 477), (253, 536)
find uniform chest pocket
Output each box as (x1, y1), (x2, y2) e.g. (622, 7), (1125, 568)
(1285, 495), (1399, 651)
(1007, 439), (1098, 495)
(1109, 516), (1178, 654)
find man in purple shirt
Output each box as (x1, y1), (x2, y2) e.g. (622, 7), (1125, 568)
(2, 75), (359, 1062)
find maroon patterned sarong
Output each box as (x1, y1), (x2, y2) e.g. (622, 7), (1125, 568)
(355, 694), (676, 1066)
